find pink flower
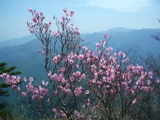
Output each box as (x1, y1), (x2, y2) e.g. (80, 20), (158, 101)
(74, 110), (79, 116)
(90, 79), (96, 84)
(35, 12), (39, 17)
(85, 90), (90, 94)
(21, 92), (27, 97)
(142, 86), (150, 92)
(74, 29), (80, 35)
(61, 67), (66, 72)
(28, 8), (32, 12)
(75, 71), (81, 77)
(12, 85), (18, 90)
(61, 16), (65, 22)
(66, 83), (70, 88)
(29, 77), (34, 82)
(108, 47), (113, 51)
(52, 54), (61, 64)
(63, 8), (67, 13)
(104, 33), (108, 39)
(87, 103), (90, 106)
(74, 86), (83, 96)
(23, 77), (27, 82)
(78, 54), (84, 60)
(81, 74), (86, 79)
(156, 78), (160, 84)
(74, 111), (84, 118)
(61, 78), (67, 85)
(32, 95), (37, 100)
(70, 76), (75, 81)
(69, 59), (74, 64)
(17, 87), (21, 91)
(75, 27), (79, 30)
(42, 80), (45, 85)
(32, 18), (37, 23)
(97, 81), (102, 85)
(41, 51), (45, 55)
(92, 105), (99, 110)
(147, 80), (151, 85)
(0, 73), (7, 78)
(130, 89), (135, 95)
(88, 115), (92, 120)
(118, 51), (126, 57)
(101, 40), (106, 47)
(122, 82), (128, 87)
(50, 74), (57, 81)
(148, 71), (153, 78)
(54, 90), (58, 95)
(110, 89), (115, 94)
(75, 64), (79, 68)
(82, 46), (88, 51)
(52, 108), (56, 112)
(96, 43), (100, 48)
(26, 84), (34, 91)
(82, 105), (85, 108)
(88, 98), (90, 103)
(33, 88), (39, 95)
(113, 53), (117, 57)
(61, 113), (67, 118)
(48, 71), (52, 76)
(29, 29), (34, 33)
(63, 88), (71, 94)
(55, 31), (61, 37)
(132, 98), (136, 104)
(45, 81), (48, 86)
(70, 10), (74, 16)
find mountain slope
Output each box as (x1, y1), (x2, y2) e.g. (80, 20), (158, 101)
(0, 35), (35, 47)
(0, 39), (47, 80)
(0, 28), (160, 81)
(82, 28), (160, 57)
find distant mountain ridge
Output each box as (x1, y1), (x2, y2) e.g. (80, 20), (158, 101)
(1, 27), (158, 47)
(0, 35), (35, 47)
(0, 28), (160, 80)
(106, 27), (136, 33)
(82, 28), (160, 57)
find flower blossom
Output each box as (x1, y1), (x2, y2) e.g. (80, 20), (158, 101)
(74, 86), (83, 96)
(28, 8), (32, 12)
(85, 90), (90, 94)
(70, 10), (74, 16)
(63, 8), (67, 13)
(29, 29), (34, 33)
(132, 98), (136, 104)
(21, 92), (27, 97)
(52, 54), (61, 64)
(104, 33), (108, 39)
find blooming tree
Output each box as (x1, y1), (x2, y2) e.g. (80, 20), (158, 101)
(86, 40), (159, 119)
(27, 8), (89, 119)
(0, 8), (159, 120)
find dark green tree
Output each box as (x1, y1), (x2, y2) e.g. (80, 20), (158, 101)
(0, 62), (21, 119)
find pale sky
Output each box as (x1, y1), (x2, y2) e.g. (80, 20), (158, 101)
(0, 0), (160, 42)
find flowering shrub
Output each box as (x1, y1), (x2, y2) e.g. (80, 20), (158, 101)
(0, 8), (159, 120)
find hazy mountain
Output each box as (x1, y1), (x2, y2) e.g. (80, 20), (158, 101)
(0, 35), (35, 47)
(106, 27), (135, 33)
(82, 28), (160, 57)
(0, 28), (160, 81)
(0, 39), (47, 80)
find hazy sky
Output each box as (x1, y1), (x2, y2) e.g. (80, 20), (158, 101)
(0, 0), (160, 42)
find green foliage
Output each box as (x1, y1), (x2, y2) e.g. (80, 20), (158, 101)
(0, 62), (21, 119)
(0, 62), (21, 75)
